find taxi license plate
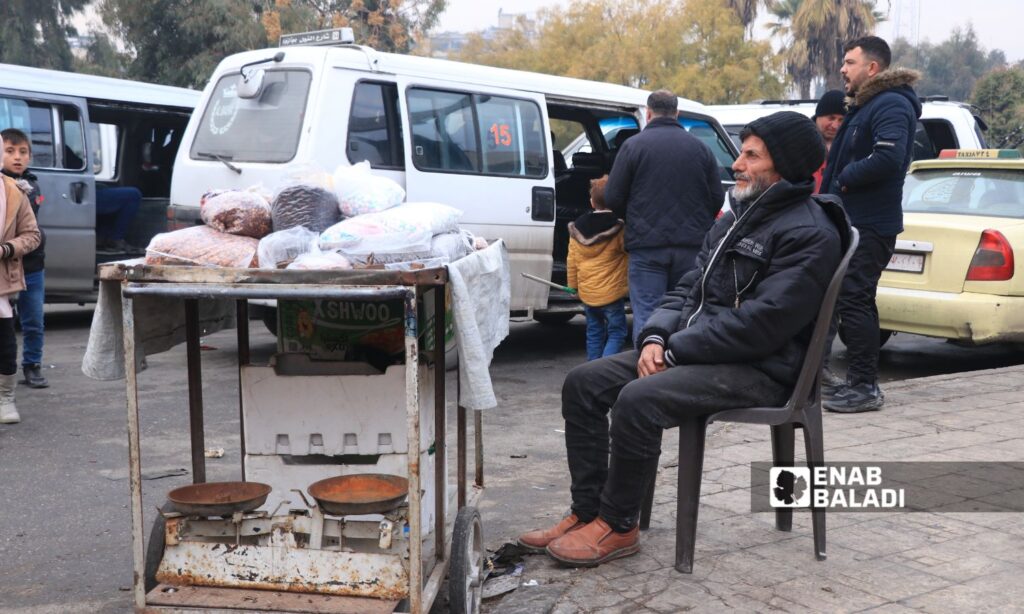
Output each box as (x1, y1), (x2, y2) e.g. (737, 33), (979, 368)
(887, 252), (924, 273)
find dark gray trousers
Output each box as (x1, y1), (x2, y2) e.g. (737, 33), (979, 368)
(561, 350), (789, 531)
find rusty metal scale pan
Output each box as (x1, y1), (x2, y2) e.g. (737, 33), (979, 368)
(307, 474), (409, 516)
(167, 481), (272, 517)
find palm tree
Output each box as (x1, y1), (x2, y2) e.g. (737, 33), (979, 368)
(726, 0), (761, 38)
(765, 0), (816, 97)
(792, 0), (885, 91)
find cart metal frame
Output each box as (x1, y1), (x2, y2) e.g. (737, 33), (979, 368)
(103, 262), (485, 613)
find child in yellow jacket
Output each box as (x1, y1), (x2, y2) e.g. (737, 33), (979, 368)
(568, 176), (629, 360)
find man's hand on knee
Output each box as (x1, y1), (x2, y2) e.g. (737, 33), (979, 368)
(637, 343), (666, 378)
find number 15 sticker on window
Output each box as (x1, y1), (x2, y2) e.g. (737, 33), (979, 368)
(489, 123), (512, 147)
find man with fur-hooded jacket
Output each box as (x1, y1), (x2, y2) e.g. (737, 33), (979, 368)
(820, 35), (921, 414)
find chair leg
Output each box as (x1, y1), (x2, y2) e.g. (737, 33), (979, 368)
(674, 418), (707, 574)
(801, 406), (827, 561)
(639, 455), (658, 531)
(771, 424), (795, 532)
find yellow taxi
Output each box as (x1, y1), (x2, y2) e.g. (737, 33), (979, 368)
(878, 149), (1024, 345)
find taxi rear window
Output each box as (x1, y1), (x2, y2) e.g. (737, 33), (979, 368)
(903, 168), (1024, 218)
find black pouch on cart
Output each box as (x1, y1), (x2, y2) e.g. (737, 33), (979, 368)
(271, 184), (342, 233)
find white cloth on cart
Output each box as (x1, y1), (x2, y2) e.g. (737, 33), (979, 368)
(82, 278), (236, 381)
(446, 240), (510, 410)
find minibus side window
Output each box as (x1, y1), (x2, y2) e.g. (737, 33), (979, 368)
(476, 94), (546, 177)
(407, 88), (547, 178)
(59, 105), (86, 170)
(408, 89), (479, 173)
(0, 97), (56, 168)
(348, 82), (405, 169)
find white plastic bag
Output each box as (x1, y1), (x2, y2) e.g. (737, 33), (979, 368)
(287, 250), (352, 270)
(333, 161), (406, 217)
(429, 230), (474, 263)
(257, 226), (319, 269)
(319, 202), (462, 259)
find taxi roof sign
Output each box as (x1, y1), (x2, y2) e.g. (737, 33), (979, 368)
(280, 27), (354, 47)
(937, 149), (1022, 160)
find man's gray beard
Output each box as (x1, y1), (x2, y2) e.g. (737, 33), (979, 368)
(732, 176), (772, 203)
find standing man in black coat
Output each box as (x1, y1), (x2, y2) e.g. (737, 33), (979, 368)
(605, 90), (724, 343)
(820, 36), (921, 413)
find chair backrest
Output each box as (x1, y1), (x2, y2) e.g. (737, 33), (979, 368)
(711, 226), (859, 425)
(787, 226), (859, 414)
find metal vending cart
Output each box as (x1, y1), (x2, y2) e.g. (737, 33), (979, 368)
(104, 262), (487, 614)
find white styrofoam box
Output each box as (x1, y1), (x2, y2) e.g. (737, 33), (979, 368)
(241, 363), (435, 456)
(245, 451), (440, 532)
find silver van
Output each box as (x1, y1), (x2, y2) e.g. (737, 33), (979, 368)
(0, 64), (198, 302)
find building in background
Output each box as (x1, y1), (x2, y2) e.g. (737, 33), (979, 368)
(425, 9), (537, 58)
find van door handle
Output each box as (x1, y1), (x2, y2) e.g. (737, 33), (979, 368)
(70, 181), (87, 204)
(531, 187), (555, 222)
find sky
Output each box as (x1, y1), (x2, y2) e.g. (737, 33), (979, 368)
(435, 0), (1024, 63)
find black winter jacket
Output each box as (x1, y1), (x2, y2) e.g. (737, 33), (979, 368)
(605, 116), (724, 251)
(821, 68), (921, 236)
(1, 169), (45, 273)
(638, 179), (850, 387)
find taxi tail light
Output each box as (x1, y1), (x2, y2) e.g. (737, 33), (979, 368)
(966, 230), (1014, 281)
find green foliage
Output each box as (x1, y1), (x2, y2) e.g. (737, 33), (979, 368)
(971, 67), (1024, 150)
(73, 33), (129, 78)
(101, 0), (267, 88)
(0, 0), (89, 70)
(456, 0), (784, 104)
(892, 26), (1006, 102)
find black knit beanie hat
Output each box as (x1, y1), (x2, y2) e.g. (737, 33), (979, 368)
(813, 90), (847, 119)
(743, 111), (826, 184)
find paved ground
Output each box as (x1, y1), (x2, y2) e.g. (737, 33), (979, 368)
(483, 363), (1024, 613)
(1, 310), (1023, 612)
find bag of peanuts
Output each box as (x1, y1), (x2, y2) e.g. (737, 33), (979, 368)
(199, 189), (273, 238)
(145, 226), (259, 268)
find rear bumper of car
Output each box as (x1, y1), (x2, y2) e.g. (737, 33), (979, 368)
(878, 286), (1024, 344)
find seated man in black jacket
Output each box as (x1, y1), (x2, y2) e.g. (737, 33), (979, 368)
(518, 112), (850, 567)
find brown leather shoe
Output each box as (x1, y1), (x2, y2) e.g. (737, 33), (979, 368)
(545, 518), (639, 567)
(517, 513), (587, 553)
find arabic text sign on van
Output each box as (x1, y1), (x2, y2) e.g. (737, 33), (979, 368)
(279, 27), (354, 47)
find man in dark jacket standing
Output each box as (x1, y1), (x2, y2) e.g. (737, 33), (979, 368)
(605, 89), (724, 342)
(820, 36), (921, 413)
(518, 112), (848, 567)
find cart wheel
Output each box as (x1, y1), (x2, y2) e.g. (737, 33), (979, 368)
(448, 506), (484, 614)
(144, 503), (173, 592)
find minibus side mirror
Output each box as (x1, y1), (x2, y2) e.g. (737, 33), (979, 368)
(238, 68), (266, 99)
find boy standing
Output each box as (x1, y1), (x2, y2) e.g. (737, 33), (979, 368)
(567, 176), (629, 360)
(1, 129), (48, 388)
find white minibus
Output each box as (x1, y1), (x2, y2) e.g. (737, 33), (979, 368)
(170, 40), (737, 323)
